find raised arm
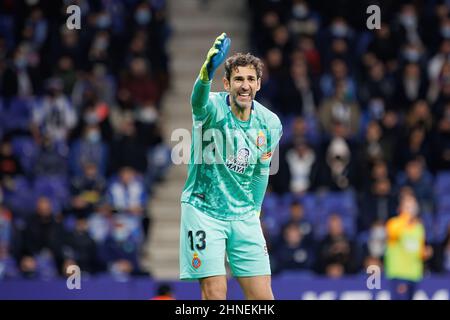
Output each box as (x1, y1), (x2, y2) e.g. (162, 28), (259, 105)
(251, 124), (283, 215)
(191, 33), (231, 118)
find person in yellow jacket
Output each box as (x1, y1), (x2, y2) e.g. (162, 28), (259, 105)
(384, 189), (432, 300)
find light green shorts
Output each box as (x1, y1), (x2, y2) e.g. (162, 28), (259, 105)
(179, 202), (271, 280)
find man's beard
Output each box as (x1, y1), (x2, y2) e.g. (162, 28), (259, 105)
(232, 93), (252, 110)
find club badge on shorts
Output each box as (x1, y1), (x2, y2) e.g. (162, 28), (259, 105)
(192, 253), (201, 269)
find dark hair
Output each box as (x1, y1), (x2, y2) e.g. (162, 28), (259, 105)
(224, 52), (264, 81)
(157, 283), (172, 296)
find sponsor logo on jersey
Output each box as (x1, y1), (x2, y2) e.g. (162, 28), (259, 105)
(192, 253), (201, 269)
(226, 147), (250, 174)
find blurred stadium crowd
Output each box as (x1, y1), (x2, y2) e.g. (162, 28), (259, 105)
(0, 0), (171, 280)
(248, 0), (450, 277)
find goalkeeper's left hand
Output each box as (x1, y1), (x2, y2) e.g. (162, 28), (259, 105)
(199, 33), (231, 82)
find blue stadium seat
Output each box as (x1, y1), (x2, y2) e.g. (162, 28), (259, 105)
(63, 215), (77, 231)
(11, 136), (38, 175)
(2, 176), (36, 218)
(317, 190), (358, 219)
(314, 213), (356, 240)
(34, 176), (69, 213)
(435, 214), (450, 243)
(2, 98), (32, 133)
(35, 250), (58, 280)
(299, 192), (317, 222)
(436, 195), (450, 214)
(435, 171), (450, 197)
(421, 212), (435, 243)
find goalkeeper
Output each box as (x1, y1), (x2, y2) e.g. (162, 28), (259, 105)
(179, 33), (282, 300)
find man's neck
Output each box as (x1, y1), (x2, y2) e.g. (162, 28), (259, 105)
(231, 102), (251, 121)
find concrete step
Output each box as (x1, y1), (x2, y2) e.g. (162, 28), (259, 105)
(151, 267), (180, 280)
(168, 0), (246, 14)
(150, 244), (179, 257)
(149, 200), (181, 215)
(150, 224), (180, 241)
(169, 37), (247, 56)
(151, 184), (186, 204)
(150, 201), (182, 218)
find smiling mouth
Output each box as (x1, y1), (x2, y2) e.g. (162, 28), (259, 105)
(238, 92), (251, 99)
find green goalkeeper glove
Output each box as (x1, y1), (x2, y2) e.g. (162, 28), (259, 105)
(199, 33), (231, 82)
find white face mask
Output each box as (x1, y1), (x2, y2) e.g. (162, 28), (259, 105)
(135, 9), (152, 25)
(399, 14), (417, 28)
(403, 49), (421, 62)
(139, 107), (158, 123)
(96, 14), (111, 29)
(331, 24), (348, 38)
(84, 111), (99, 124)
(113, 226), (129, 242)
(87, 130), (101, 143)
(371, 226), (386, 240)
(293, 4), (308, 19)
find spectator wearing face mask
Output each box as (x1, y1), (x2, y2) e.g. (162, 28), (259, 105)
(69, 124), (109, 177)
(310, 133), (357, 191)
(318, 80), (361, 139)
(70, 162), (106, 218)
(393, 4), (424, 48)
(394, 63), (428, 111)
(31, 77), (77, 145)
(71, 84), (113, 143)
(361, 220), (386, 271)
(288, 0), (321, 39)
(397, 157), (434, 214)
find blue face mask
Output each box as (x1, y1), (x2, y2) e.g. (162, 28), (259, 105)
(292, 4), (308, 19)
(400, 14), (417, 28)
(94, 37), (108, 51)
(441, 27), (450, 39)
(84, 112), (98, 125)
(87, 131), (101, 143)
(135, 9), (151, 25)
(96, 14), (111, 29)
(331, 24), (348, 38)
(15, 56), (27, 69)
(404, 49), (421, 62)
(369, 100), (385, 120)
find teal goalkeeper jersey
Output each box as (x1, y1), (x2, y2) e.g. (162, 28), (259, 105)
(181, 78), (283, 221)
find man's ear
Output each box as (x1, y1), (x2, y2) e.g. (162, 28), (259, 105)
(256, 78), (261, 92)
(223, 77), (230, 91)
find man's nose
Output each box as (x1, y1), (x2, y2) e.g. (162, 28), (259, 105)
(241, 80), (250, 90)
